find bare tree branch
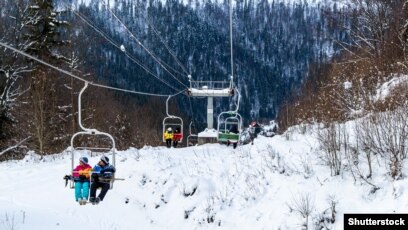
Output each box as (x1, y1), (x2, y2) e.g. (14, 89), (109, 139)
(0, 136), (30, 156)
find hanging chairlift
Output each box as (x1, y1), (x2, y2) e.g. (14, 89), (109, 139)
(217, 87), (242, 148)
(179, 0), (242, 146)
(187, 121), (198, 146)
(217, 112), (242, 148)
(162, 95), (183, 144)
(68, 82), (116, 189)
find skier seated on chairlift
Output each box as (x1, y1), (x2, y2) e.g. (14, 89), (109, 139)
(89, 156), (116, 205)
(173, 127), (183, 148)
(72, 156), (92, 205)
(227, 124), (239, 149)
(229, 124), (239, 134)
(164, 127), (174, 148)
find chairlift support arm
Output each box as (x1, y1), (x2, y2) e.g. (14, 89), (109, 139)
(69, 82), (117, 171)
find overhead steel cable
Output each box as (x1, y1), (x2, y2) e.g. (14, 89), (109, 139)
(96, 0), (189, 89)
(145, 17), (191, 77)
(229, 0), (234, 79)
(0, 41), (186, 97)
(188, 96), (197, 128)
(141, 47), (186, 78)
(62, 1), (181, 92)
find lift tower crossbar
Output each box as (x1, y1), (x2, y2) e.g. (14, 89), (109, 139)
(187, 75), (234, 130)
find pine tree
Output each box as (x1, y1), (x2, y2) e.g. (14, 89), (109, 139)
(24, 0), (69, 61)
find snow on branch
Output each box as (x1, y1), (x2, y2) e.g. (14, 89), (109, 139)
(0, 136), (31, 157)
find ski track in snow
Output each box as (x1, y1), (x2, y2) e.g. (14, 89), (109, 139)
(1, 128), (408, 229)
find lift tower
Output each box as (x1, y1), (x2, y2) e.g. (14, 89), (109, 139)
(187, 75), (234, 144)
(186, 0), (238, 145)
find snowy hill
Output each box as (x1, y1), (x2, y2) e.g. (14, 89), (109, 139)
(1, 123), (407, 230)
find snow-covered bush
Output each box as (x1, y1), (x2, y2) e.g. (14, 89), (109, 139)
(1, 211), (25, 230)
(299, 154), (314, 179)
(288, 192), (315, 230)
(317, 124), (348, 176)
(357, 106), (408, 179)
(313, 195), (338, 229)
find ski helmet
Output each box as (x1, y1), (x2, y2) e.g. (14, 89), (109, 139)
(100, 156), (109, 165)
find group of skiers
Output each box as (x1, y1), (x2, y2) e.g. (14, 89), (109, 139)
(163, 127), (183, 148)
(69, 155), (116, 205)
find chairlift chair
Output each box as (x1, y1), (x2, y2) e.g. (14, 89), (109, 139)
(187, 121), (198, 146)
(162, 117), (183, 142)
(69, 132), (116, 189)
(162, 95), (183, 143)
(217, 112), (242, 147)
(68, 82), (116, 189)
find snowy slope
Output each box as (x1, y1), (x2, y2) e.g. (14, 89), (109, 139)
(1, 126), (407, 230)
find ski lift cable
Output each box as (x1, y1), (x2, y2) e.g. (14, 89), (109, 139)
(187, 96), (198, 134)
(134, 43), (186, 79)
(225, 0), (239, 115)
(62, 2), (182, 92)
(0, 41), (186, 98)
(229, 0), (234, 79)
(122, 51), (181, 92)
(75, 12), (180, 92)
(105, 11), (189, 89)
(233, 82), (241, 113)
(145, 16), (191, 77)
(64, 3), (180, 91)
(188, 97), (195, 121)
(188, 96), (198, 127)
(96, 0), (189, 88)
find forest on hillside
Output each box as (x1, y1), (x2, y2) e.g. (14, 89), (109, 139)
(279, 0), (408, 129)
(3, 0), (399, 157)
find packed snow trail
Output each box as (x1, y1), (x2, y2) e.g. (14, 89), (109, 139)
(1, 130), (408, 230)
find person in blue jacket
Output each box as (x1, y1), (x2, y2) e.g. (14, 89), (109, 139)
(89, 155), (116, 205)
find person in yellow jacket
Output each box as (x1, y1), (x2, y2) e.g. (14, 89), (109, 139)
(164, 127), (174, 148)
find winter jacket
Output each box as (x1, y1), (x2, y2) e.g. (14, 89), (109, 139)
(72, 164), (92, 182)
(93, 164), (116, 180)
(173, 129), (182, 141)
(164, 131), (174, 140)
(229, 125), (239, 134)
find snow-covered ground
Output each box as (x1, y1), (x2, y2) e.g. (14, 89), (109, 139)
(1, 124), (407, 230)
(374, 74), (408, 102)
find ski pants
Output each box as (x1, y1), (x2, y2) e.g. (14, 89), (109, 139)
(90, 181), (110, 201)
(75, 181), (90, 201)
(165, 139), (172, 148)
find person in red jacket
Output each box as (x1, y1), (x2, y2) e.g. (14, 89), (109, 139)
(173, 127), (183, 147)
(72, 156), (92, 205)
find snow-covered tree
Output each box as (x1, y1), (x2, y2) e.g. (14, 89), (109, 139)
(0, 0), (34, 143)
(24, 0), (70, 60)
(23, 0), (70, 154)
